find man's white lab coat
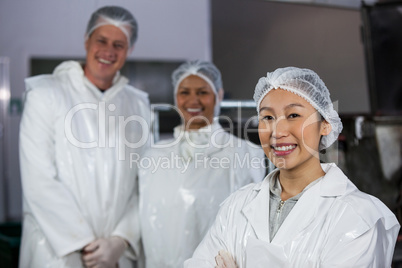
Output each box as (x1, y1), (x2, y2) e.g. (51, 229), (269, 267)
(19, 61), (150, 267)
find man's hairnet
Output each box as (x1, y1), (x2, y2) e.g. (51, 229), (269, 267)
(86, 6), (138, 48)
(253, 66), (343, 150)
(172, 60), (223, 117)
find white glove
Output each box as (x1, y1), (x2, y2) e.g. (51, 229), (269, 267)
(82, 236), (127, 268)
(215, 250), (238, 268)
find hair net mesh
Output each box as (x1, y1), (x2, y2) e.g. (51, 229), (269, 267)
(253, 67), (343, 150)
(86, 6), (138, 47)
(172, 60), (223, 116)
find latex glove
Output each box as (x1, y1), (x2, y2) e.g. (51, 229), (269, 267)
(82, 237), (127, 268)
(215, 250), (238, 268)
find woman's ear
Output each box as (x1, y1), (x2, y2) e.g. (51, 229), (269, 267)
(320, 120), (332, 136)
(218, 88), (224, 102)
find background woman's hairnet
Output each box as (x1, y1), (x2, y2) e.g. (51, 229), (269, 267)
(172, 60), (223, 117)
(253, 66), (343, 150)
(86, 6), (138, 47)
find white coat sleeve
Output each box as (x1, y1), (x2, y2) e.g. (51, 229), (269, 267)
(111, 96), (150, 260)
(184, 193), (240, 268)
(111, 181), (141, 260)
(319, 201), (400, 268)
(20, 85), (95, 257)
(184, 213), (227, 267)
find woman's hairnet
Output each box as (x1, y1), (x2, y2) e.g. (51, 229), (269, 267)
(253, 66), (343, 150)
(86, 6), (138, 47)
(172, 60), (223, 117)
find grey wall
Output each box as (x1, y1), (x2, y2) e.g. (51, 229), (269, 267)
(212, 0), (370, 115)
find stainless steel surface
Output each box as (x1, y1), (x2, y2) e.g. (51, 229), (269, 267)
(0, 57), (10, 222)
(375, 124), (402, 181)
(151, 100), (257, 143)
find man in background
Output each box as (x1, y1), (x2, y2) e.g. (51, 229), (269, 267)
(19, 6), (150, 267)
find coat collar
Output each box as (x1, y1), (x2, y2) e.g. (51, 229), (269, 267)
(241, 177), (271, 242)
(55, 60), (129, 101)
(173, 120), (222, 140)
(319, 163), (356, 196)
(173, 122), (232, 158)
(250, 163), (354, 197)
(83, 74), (128, 101)
(241, 163), (356, 243)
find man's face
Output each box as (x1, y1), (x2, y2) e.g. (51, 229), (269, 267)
(84, 24), (130, 89)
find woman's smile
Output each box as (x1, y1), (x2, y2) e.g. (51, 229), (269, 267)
(271, 143), (297, 156)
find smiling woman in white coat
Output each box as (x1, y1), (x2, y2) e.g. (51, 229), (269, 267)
(185, 67), (400, 268)
(138, 60), (266, 268)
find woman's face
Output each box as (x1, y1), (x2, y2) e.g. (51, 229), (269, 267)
(176, 75), (216, 130)
(258, 89), (330, 171)
(84, 24), (130, 89)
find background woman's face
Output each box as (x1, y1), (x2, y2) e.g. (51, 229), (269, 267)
(258, 89), (329, 171)
(176, 75), (216, 130)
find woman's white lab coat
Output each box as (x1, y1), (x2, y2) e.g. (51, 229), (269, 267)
(139, 122), (266, 268)
(185, 163), (400, 268)
(19, 61), (150, 267)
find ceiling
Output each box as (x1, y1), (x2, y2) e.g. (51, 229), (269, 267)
(266, 0), (377, 9)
